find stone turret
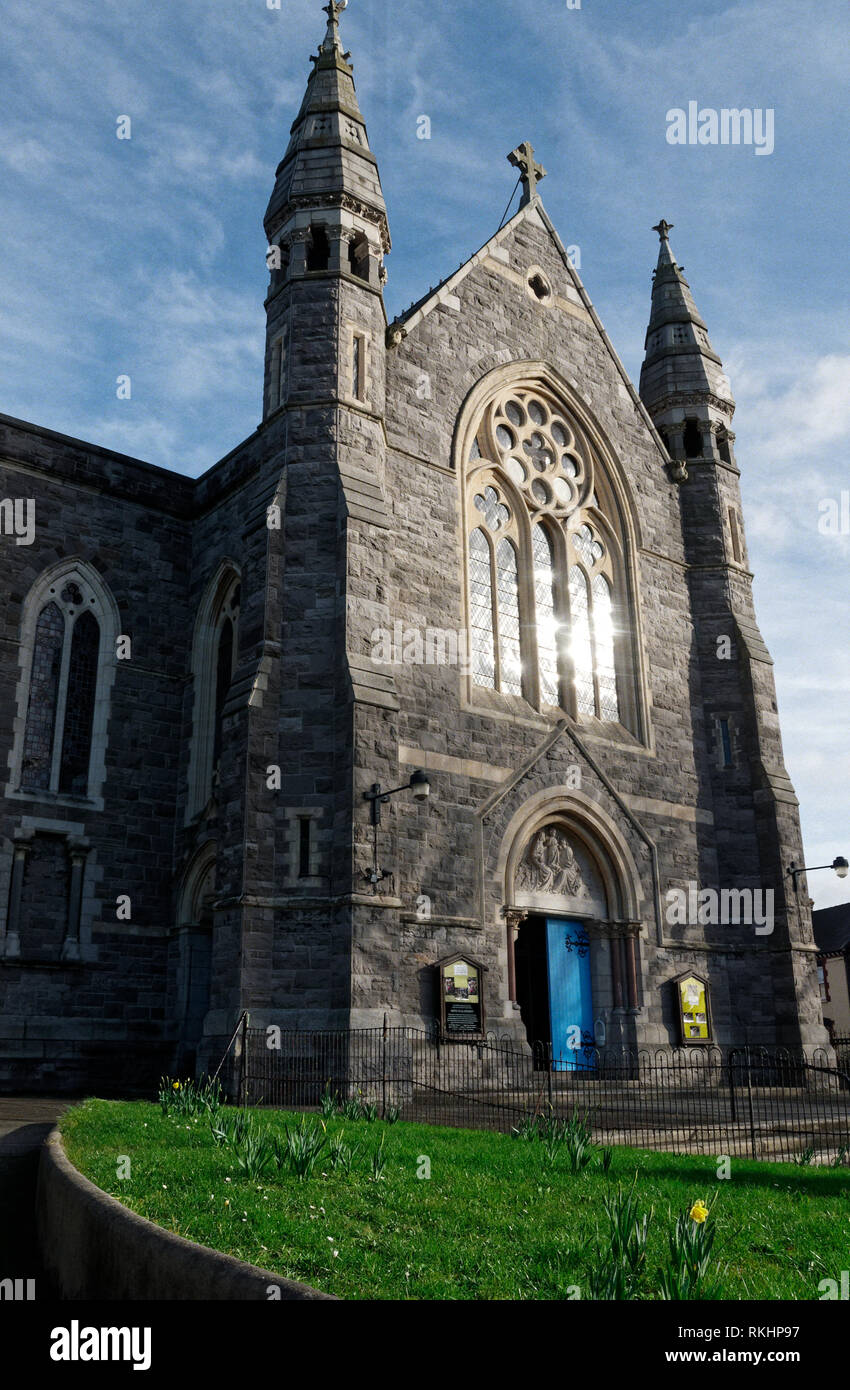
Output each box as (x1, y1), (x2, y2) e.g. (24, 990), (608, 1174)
(236, 0), (394, 1037)
(640, 221), (828, 1051)
(261, 0), (390, 420)
(639, 219), (735, 469)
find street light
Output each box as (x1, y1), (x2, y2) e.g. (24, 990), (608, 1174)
(363, 770), (432, 886)
(787, 856), (849, 891)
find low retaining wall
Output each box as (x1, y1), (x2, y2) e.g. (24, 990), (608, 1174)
(36, 1128), (336, 1301)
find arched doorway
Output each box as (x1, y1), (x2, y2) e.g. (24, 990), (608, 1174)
(501, 799), (644, 1065)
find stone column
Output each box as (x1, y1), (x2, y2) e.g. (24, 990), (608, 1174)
(667, 425), (685, 458)
(327, 224), (349, 273)
(61, 837), (89, 962)
(503, 908), (527, 1003)
(288, 227), (312, 277)
(610, 930), (625, 1010)
(2, 829), (34, 959)
(624, 931), (640, 1011)
(707, 421), (725, 463)
(364, 240), (383, 290)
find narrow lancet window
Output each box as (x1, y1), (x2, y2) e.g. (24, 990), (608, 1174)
(468, 527), (495, 689)
(58, 610), (100, 795)
(496, 538), (522, 696)
(533, 525), (559, 704)
(21, 602), (64, 790)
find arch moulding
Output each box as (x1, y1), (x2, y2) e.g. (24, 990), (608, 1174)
(495, 785), (645, 927)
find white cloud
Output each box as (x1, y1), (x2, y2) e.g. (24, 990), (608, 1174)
(734, 352), (850, 461)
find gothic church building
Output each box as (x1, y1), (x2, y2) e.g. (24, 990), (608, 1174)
(0, 5), (827, 1090)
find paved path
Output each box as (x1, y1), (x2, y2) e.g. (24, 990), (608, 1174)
(0, 1097), (68, 1299)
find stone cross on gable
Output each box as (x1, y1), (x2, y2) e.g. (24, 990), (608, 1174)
(508, 142), (547, 206)
(652, 219), (674, 242)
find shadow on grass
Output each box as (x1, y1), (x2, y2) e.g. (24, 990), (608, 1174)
(631, 1157), (850, 1197)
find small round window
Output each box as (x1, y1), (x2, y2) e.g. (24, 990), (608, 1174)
(527, 268), (552, 303)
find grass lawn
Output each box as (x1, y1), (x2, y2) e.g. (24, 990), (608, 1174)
(60, 1099), (850, 1300)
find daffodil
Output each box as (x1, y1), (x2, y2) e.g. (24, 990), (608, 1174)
(172, 1081), (181, 1090)
(689, 1200), (709, 1224)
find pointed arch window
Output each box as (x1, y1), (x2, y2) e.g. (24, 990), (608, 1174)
(212, 616), (236, 772)
(464, 385), (633, 726)
(13, 565), (118, 803)
(58, 609), (101, 794)
(495, 539), (522, 696)
(467, 487), (524, 695)
(21, 601), (64, 789)
(532, 525), (559, 705)
(468, 527), (495, 688)
(186, 568), (240, 820)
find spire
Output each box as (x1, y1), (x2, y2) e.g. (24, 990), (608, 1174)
(639, 219), (734, 426)
(264, 0), (389, 259)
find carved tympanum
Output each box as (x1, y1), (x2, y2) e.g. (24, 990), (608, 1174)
(515, 827), (588, 899)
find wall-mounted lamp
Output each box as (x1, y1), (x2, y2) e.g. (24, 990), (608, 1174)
(364, 770), (431, 826)
(787, 856), (849, 891)
(363, 770), (431, 887)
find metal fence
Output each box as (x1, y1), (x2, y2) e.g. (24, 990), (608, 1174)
(237, 1024), (850, 1165)
(832, 1035), (850, 1074)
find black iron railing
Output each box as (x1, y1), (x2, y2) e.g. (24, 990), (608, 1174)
(831, 1035), (850, 1074)
(231, 1024), (850, 1165)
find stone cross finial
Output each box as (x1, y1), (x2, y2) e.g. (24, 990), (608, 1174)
(322, 0), (348, 45)
(508, 142), (547, 205)
(652, 219), (674, 242)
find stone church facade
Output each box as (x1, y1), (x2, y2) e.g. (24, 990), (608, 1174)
(0, 4), (827, 1090)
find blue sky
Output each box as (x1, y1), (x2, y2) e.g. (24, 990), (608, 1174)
(1, 0), (847, 906)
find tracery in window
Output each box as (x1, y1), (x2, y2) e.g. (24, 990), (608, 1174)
(467, 486), (522, 695)
(19, 573), (108, 798)
(465, 384), (630, 724)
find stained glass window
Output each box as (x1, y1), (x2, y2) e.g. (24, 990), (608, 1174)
(573, 524), (604, 569)
(496, 539), (522, 696)
(21, 602), (64, 789)
(22, 593), (105, 797)
(466, 388), (629, 724)
(533, 526), (559, 704)
(468, 528), (495, 688)
(591, 575), (619, 721)
(569, 567), (595, 714)
(473, 487), (509, 532)
(59, 611), (100, 795)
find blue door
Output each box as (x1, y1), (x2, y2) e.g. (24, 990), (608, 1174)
(546, 919), (595, 1071)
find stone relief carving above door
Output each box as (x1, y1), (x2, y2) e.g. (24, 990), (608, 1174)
(513, 825), (607, 917)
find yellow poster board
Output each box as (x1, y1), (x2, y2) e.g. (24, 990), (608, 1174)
(677, 974), (711, 1043)
(443, 960), (480, 1003)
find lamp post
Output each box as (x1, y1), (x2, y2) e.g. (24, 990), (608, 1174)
(787, 856), (849, 892)
(363, 770), (431, 887)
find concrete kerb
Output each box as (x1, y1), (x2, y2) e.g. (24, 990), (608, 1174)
(36, 1127), (337, 1301)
